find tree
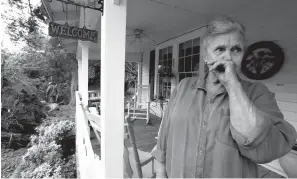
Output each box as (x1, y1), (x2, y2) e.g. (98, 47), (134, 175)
(2, 0), (48, 49)
(2, 0), (79, 105)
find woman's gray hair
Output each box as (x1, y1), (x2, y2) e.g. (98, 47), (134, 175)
(201, 16), (247, 57)
(197, 17), (246, 78)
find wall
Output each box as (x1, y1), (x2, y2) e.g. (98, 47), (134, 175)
(146, 23), (297, 124)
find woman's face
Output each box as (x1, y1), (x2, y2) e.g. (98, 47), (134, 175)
(204, 31), (245, 72)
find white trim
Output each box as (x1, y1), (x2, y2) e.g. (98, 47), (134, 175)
(156, 27), (207, 50)
(77, 57), (82, 92)
(171, 42), (178, 92)
(81, 42), (89, 105)
(100, 0), (127, 178)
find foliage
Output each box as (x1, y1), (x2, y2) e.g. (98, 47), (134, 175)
(125, 62), (138, 85)
(12, 119), (76, 178)
(2, 0), (48, 49)
(1, 86), (46, 134)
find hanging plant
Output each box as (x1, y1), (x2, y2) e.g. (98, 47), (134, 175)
(158, 65), (175, 78)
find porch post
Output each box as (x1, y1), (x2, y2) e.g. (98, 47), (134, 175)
(80, 42), (89, 105)
(101, 0), (127, 178)
(77, 57), (82, 93)
(137, 60), (142, 106)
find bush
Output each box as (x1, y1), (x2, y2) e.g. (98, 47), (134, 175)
(23, 69), (42, 79)
(12, 119), (76, 178)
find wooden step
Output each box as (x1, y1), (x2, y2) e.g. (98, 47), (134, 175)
(130, 113), (146, 115)
(131, 116), (147, 120)
(128, 108), (147, 111)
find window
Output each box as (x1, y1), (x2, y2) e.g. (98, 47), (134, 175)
(178, 38), (200, 82)
(158, 46), (173, 99)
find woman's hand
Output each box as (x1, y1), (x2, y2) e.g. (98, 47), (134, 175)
(155, 160), (167, 178)
(207, 60), (239, 88)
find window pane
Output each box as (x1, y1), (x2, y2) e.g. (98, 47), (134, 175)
(185, 40), (192, 56)
(193, 38), (200, 54)
(168, 46), (173, 59)
(163, 60), (168, 73)
(185, 56), (191, 72)
(159, 49), (163, 61)
(158, 59), (163, 65)
(163, 48), (168, 60)
(168, 60), (172, 74)
(192, 55), (200, 71)
(167, 60), (172, 68)
(165, 88), (171, 99)
(179, 58), (184, 72)
(179, 43), (185, 57)
(186, 73), (192, 77)
(179, 73), (186, 82)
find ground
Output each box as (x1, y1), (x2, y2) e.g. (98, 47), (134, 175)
(1, 104), (76, 178)
(1, 148), (28, 178)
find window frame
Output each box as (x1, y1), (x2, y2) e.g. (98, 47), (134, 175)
(154, 27), (206, 99)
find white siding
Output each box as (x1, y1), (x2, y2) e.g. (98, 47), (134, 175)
(266, 85), (297, 134)
(140, 51), (150, 108)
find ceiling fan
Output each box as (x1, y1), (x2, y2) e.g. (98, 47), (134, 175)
(126, 29), (156, 45)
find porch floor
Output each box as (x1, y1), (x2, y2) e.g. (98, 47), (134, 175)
(90, 115), (283, 178)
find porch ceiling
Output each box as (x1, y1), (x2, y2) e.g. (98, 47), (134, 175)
(44, 0), (297, 59)
(125, 0), (297, 51)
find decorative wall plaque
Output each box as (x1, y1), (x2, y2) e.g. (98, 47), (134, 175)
(241, 41), (284, 80)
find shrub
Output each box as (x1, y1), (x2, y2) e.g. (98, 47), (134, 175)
(13, 119), (76, 178)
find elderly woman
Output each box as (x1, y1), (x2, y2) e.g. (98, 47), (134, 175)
(151, 17), (297, 178)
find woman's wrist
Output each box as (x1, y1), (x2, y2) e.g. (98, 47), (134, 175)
(225, 78), (241, 93)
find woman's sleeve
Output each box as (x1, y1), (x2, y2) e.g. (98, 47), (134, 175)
(151, 88), (178, 163)
(230, 83), (297, 164)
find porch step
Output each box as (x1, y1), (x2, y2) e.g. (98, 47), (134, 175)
(128, 108), (147, 111)
(131, 116), (147, 120)
(130, 113), (146, 115)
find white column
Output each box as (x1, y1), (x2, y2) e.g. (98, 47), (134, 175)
(81, 42), (89, 105)
(137, 61), (142, 107)
(77, 57), (82, 93)
(141, 52), (150, 107)
(101, 0), (127, 178)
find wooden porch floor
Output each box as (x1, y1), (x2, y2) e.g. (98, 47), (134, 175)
(90, 115), (283, 178)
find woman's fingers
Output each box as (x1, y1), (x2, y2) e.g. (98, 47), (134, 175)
(209, 61), (226, 72)
(207, 60), (232, 72)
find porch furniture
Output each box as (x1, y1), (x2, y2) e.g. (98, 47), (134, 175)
(124, 114), (156, 178)
(88, 90), (100, 114)
(127, 85), (151, 124)
(150, 98), (169, 120)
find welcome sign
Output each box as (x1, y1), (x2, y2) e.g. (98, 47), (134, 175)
(49, 22), (98, 43)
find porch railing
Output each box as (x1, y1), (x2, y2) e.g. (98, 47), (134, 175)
(75, 91), (102, 178)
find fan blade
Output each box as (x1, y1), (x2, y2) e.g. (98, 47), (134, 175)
(142, 34), (157, 44)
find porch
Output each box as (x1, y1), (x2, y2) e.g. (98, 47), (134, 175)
(41, 0), (297, 178)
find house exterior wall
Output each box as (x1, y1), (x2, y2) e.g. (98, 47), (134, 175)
(143, 25), (297, 125)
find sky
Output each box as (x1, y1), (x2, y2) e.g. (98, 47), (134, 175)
(1, 0), (46, 53)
